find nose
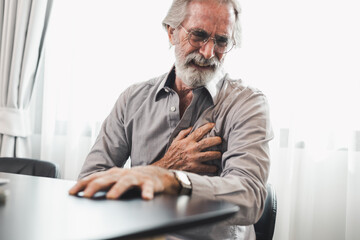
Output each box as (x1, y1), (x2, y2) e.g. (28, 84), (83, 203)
(199, 39), (215, 59)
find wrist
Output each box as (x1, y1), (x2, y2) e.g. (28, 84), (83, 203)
(163, 169), (181, 194)
(151, 156), (171, 169)
(170, 170), (192, 195)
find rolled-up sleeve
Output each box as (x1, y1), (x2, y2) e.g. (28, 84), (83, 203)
(186, 92), (273, 225)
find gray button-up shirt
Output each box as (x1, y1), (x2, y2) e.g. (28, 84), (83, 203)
(80, 67), (273, 239)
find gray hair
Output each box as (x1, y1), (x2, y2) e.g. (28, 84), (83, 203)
(162, 0), (242, 47)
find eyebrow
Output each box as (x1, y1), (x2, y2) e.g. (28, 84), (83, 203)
(190, 28), (230, 38)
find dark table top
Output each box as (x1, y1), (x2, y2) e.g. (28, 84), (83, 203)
(0, 172), (239, 240)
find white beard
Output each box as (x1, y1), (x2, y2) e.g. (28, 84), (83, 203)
(174, 48), (224, 88)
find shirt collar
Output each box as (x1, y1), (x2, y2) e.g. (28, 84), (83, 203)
(155, 66), (175, 100)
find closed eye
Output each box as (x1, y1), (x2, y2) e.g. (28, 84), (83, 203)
(191, 30), (209, 41)
(215, 36), (229, 46)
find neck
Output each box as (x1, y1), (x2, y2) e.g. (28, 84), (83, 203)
(173, 76), (193, 118)
(173, 76), (193, 95)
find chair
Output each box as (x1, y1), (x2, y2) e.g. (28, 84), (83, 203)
(254, 183), (277, 240)
(0, 157), (59, 178)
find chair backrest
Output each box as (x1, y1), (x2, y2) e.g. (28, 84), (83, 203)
(0, 157), (59, 178)
(254, 183), (277, 240)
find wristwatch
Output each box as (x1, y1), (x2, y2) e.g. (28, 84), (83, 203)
(172, 170), (192, 195)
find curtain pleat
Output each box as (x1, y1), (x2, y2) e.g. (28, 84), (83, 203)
(0, 0), (53, 157)
(269, 129), (360, 240)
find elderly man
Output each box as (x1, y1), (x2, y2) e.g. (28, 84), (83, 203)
(70, 0), (273, 239)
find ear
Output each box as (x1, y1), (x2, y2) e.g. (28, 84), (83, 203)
(167, 25), (176, 45)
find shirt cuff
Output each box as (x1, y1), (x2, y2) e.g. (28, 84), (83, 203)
(185, 172), (216, 200)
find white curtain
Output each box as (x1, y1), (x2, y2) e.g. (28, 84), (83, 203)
(40, 0), (174, 179)
(269, 130), (360, 239)
(0, 0), (52, 157)
(41, 0), (359, 239)
(228, 1), (360, 239)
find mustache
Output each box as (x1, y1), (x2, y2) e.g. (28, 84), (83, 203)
(184, 52), (221, 68)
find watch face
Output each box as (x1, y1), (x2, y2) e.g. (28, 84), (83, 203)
(177, 171), (191, 186)
(174, 171), (192, 195)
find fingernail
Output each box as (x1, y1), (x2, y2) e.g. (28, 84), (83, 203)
(143, 192), (153, 200)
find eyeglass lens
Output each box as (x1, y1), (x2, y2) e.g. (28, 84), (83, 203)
(188, 29), (233, 53)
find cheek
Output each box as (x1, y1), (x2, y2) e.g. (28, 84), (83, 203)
(216, 52), (224, 61)
(177, 42), (197, 59)
(181, 40), (195, 54)
(175, 32), (200, 59)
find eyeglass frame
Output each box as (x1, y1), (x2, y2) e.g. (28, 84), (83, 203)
(179, 24), (235, 54)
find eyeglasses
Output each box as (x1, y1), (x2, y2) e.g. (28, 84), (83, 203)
(180, 25), (234, 54)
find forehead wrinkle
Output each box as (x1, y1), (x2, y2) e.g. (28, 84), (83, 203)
(183, 1), (235, 36)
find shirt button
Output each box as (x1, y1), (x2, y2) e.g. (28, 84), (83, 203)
(170, 106), (176, 112)
(164, 88), (169, 93)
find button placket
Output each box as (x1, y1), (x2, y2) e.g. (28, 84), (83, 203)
(168, 91), (180, 130)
